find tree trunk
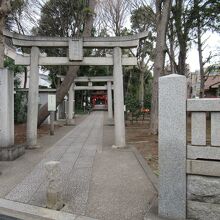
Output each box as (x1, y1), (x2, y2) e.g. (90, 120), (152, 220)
(168, 17), (176, 74)
(37, 0), (97, 126)
(0, 18), (4, 68)
(139, 63), (145, 108)
(198, 24), (205, 98)
(195, 1), (205, 98)
(83, 0), (97, 37)
(0, 0), (11, 68)
(150, 0), (172, 135)
(177, 42), (187, 75)
(172, 0), (190, 76)
(23, 66), (27, 88)
(125, 71), (132, 97)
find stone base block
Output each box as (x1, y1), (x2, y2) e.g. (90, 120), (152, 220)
(112, 145), (127, 149)
(65, 119), (76, 126)
(106, 119), (114, 126)
(187, 200), (220, 220)
(46, 192), (63, 210)
(0, 145), (25, 161)
(187, 175), (220, 204)
(26, 144), (40, 150)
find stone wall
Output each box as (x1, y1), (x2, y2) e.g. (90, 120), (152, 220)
(187, 175), (220, 220)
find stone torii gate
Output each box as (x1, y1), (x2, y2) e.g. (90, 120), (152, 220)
(58, 75), (114, 124)
(66, 76), (114, 123)
(3, 30), (146, 149)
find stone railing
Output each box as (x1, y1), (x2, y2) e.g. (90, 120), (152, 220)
(158, 74), (220, 220)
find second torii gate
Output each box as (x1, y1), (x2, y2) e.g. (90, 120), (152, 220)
(3, 30), (146, 148)
(66, 76), (114, 124)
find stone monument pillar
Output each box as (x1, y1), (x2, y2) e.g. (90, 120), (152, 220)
(0, 69), (25, 160)
(158, 74), (187, 219)
(0, 69), (14, 148)
(107, 81), (113, 121)
(113, 47), (125, 148)
(26, 47), (40, 147)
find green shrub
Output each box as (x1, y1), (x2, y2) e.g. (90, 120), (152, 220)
(14, 92), (27, 123)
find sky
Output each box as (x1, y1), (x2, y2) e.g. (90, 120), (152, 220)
(187, 32), (220, 72)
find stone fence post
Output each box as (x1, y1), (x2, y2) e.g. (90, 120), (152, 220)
(158, 74), (187, 219)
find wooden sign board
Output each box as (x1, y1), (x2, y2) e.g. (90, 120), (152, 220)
(48, 94), (56, 111)
(69, 39), (83, 61)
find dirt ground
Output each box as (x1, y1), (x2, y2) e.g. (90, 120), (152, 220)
(15, 123), (64, 145)
(125, 116), (158, 175)
(125, 115), (212, 176)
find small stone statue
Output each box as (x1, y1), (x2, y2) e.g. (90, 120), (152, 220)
(45, 161), (63, 210)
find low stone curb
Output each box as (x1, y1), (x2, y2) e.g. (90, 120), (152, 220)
(143, 197), (176, 220)
(0, 198), (99, 220)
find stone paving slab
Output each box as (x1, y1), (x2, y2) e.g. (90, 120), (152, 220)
(79, 147), (97, 158)
(62, 168), (93, 215)
(86, 150), (156, 220)
(29, 183), (47, 207)
(75, 156), (94, 169)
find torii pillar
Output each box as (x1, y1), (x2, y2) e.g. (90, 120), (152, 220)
(107, 81), (113, 121)
(113, 47), (125, 147)
(26, 47), (40, 147)
(67, 83), (75, 125)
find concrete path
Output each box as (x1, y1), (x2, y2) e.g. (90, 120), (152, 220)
(2, 112), (158, 220)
